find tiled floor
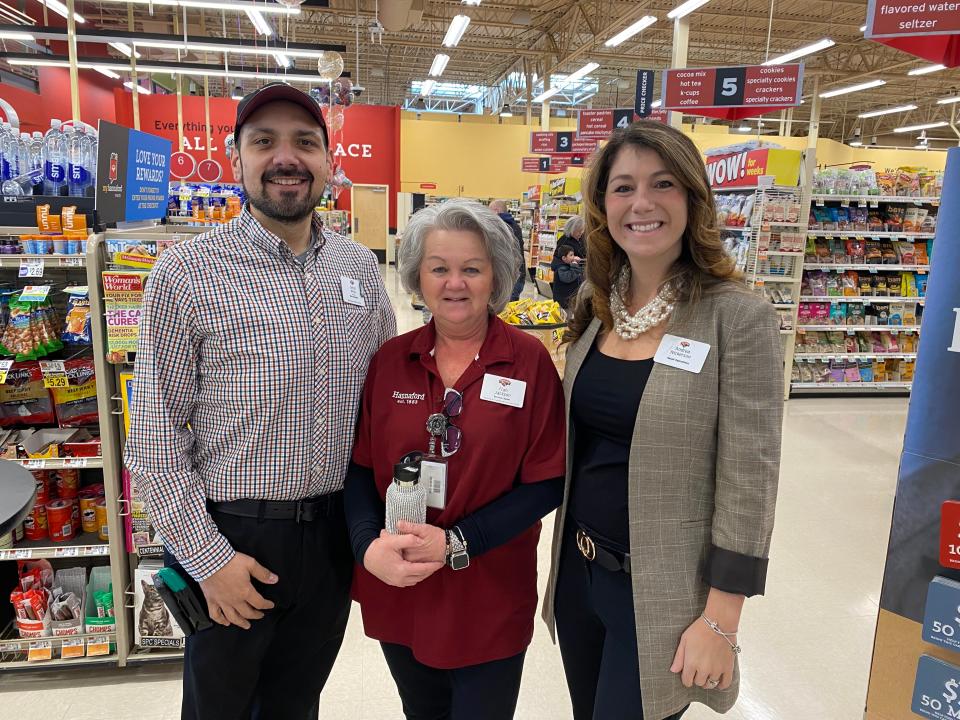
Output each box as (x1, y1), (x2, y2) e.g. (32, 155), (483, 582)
(0, 269), (906, 719)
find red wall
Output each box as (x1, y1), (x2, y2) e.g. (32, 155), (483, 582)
(0, 69), (118, 134)
(114, 93), (401, 227)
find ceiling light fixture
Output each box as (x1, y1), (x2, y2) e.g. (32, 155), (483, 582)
(762, 38), (835, 66)
(231, 85), (244, 100)
(92, 0), (299, 13)
(499, 104), (513, 117)
(124, 80), (151, 94)
(129, 39), (339, 59)
(894, 120), (948, 133)
(36, 0), (84, 23)
(273, 52), (291, 68)
(245, 8), (273, 36)
(651, 99), (662, 108)
(859, 24), (867, 32)
(532, 87), (560, 103)
(604, 15), (657, 47)
(937, 95), (960, 105)
(442, 15), (471, 47)
(462, 0), (482, 4)
(109, 42), (141, 59)
(858, 103), (918, 118)
(420, 79), (436, 96)
(0, 31), (35, 42)
(96, 67), (121, 79)
(429, 53), (450, 77)
(908, 64), (947, 76)
(564, 61), (600, 84)
(667, 0), (710, 20)
(819, 79), (886, 98)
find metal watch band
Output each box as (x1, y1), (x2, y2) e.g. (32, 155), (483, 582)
(447, 526), (469, 570)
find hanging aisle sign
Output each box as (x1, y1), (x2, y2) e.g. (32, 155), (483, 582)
(576, 108), (668, 140)
(662, 64), (804, 112)
(635, 69), (656, 118)
(529, 132), (598, 155)
(865, 0), (960, 37)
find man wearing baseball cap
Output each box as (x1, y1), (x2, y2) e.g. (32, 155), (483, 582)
(127, 82), (396, 719)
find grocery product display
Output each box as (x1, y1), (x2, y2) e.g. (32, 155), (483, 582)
(0, 120), (97, 199)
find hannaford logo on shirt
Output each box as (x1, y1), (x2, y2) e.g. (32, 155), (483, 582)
(392, 391), (426, 405)
(680, 341), (690, 348)
(671, 340), (694, 359)
(499, 378), (511, 387)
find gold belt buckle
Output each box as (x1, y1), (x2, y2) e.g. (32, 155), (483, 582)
(576, 529), (596, 561)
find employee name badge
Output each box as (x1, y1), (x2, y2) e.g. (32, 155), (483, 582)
(420, 457), (447, 510)
(654, 334), (711, 374)
(480, 373), (527, 408)
(340, 276), (366, 307)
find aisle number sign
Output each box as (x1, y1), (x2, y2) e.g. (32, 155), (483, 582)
(866, 0), (960, 37)
(521, 156), (585, 173)
(576, 108), (669, 140)
(529, 132), (598, 155)
(662, 64), (803, 111)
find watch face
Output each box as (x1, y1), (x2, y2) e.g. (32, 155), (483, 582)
(451, 553), (469, 571)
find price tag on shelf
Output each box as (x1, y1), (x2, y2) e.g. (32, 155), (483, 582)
(86, 636), (112, 657)
(84, 544), (108, 556)
(18, 258), (44, 278)
(816, 199), (825, 207)
(919, 269), (928, 275)
(869, 268), (878, 274)
(19, 285), (51, 303)
(0, 359), (13, 384)
(43, 374), (68, 389)
(840, 199), (850, 207)
(0, 549), (15, 560)
(64, 457), (88, 468)
(870, 200), (879, 208)
(58, 257), (84, 268)
(39, 360), (65, 374)
(858, 200), (867, 208)
(54, 546), (80, 558)
(27, 640), (52, 662)
(14, 548), (33, 560)
(61, 637), (85, 659)
(22, 458), (46, 470)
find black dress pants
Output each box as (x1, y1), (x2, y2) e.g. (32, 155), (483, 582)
(164, 494), (353, 720)
(380, 641), (526, 720)
(555, 526), (687, 720)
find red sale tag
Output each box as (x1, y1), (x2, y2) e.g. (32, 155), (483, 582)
(940, 501), (960, 569)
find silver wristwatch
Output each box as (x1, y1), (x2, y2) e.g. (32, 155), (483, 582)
(446, 527), (469, 570)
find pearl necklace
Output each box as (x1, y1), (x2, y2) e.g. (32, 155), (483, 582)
(610, 267), (676, 340)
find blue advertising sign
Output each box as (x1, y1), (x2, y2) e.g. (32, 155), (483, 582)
(96, 120), (171, 225)
(912, 655), (960, 720)
(878, 146), (960, 623)
(923, 577), (960, 652)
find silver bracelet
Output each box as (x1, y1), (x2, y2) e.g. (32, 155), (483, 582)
(700, 614), (742, 655)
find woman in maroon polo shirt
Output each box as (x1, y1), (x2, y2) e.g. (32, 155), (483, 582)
(344, 198), (566, 720)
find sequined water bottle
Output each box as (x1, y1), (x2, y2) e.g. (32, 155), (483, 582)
(385, 461), (426, 535)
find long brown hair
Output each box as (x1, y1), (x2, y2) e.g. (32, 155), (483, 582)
(564, 120), (739, 344)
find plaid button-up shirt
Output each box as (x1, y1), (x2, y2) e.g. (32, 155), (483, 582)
(125, 208), (396, 581)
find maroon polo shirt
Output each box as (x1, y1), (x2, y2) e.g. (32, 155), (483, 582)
(351, 315), (566, 669)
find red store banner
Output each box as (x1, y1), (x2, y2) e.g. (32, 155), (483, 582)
(663, 64), (803, 120)
(576, 108), (668, 140)
(114, 93), (401, 227)
(865, 0), (960, 67)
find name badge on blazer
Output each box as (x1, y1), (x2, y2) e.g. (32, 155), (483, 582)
(654, 334), (711, 374)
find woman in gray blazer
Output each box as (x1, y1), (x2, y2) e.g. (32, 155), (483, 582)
(542, 120), (783, 720)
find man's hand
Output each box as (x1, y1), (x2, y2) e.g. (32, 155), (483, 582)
(363, 530), (445, 587)
(395, 520), (447, 563)
(199, 553), (278, 629)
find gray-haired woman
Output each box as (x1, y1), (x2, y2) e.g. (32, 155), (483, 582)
(344, 198), (566, 720)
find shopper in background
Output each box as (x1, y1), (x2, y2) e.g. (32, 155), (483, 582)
(552, 244), (584, 311)
(345, 199), (565, 720)
(490, 198), (527, 301)
(126, 83), (396, 720)
(542, 120), (783, 720)
(558, 215), (587, 260)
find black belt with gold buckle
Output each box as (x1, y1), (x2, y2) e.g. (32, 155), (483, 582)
(575, 528), (631, 575)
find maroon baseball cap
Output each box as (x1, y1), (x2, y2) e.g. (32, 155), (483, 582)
(234, 82), (329, 148)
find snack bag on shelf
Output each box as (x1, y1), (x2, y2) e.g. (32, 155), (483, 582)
(62, 290), (91, 345)
(51, 359), (98, 427)
(860, 275), (874, 296)
(828, 360), (845, 383)
(889, 303), (905, 326)
(914, 242), (930, 265)
(865, 242), (883, 264)
(859, 360), (874, 382)
(902, 360), (916, 382)
(875, 276), (889, 297)
(895, 242), (916, 265)
(36, 204), (62, 234)
(873, 359), (887, 382)
(844, 360), (860, 383)
(825, 274), (842, 297)
(846, 239), (865, 263)
(880, 242), (898, 265)
(0, 362), (55, 427)
(842, 271), (859, 296)
(916, 274), (928, 297)
(903, 303), (918, 326)
(847, 304), (865, 326)
(798, 362), (814, 383)
(886, 359), (902, 382)
(830, 304), (846, 326)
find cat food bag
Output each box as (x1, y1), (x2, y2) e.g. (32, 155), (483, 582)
(134, 566), (185, 648)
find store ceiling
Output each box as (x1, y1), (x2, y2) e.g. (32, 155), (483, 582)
(5, 0), (960, 144)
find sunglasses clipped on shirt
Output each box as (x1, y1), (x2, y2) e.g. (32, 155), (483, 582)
(416, 388), (463, 460)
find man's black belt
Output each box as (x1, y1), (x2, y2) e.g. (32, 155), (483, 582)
(207, 491), (342, 523)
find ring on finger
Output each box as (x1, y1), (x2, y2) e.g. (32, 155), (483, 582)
(706, 678), (720, 689)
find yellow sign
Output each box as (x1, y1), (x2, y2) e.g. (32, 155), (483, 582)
(43, 375), (69, 389)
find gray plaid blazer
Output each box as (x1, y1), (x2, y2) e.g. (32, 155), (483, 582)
(542, 284), (783, 720)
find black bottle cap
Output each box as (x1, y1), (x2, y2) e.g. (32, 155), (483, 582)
(393, 462), (420, 485)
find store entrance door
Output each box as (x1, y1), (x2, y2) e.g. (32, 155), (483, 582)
(351, 184), (389, 262)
